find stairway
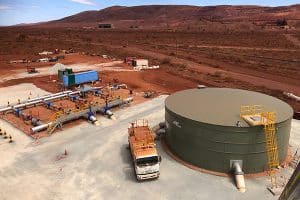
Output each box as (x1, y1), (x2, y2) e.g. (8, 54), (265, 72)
(47, 121), (58, 135)
(47, 111), (64, 135)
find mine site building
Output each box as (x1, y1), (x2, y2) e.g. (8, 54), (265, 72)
(98, 23), (113, 29)
(132, 59), (149, 70)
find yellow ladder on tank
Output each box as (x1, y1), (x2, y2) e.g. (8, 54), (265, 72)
(261, 111), (279, 188)
(240, 105), (279, 188)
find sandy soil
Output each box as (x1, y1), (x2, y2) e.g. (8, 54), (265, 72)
(0, 83), (50, 105)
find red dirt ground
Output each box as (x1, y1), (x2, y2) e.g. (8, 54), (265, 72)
(0, 27), (299, 112)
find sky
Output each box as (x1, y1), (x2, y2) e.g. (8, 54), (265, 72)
(0, 0), (298, 26)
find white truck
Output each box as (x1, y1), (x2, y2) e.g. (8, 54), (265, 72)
(128, 120), (161, 181)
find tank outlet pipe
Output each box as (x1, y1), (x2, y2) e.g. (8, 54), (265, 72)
(232, 161), (246, 193)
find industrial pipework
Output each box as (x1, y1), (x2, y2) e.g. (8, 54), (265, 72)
(0, 91), (72, 110)
(231, 161), (246, 193)
(0, 91), (81, 113)
(30, 97), (133, 133)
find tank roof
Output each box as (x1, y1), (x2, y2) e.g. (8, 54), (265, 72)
(165, 88), (293, 127)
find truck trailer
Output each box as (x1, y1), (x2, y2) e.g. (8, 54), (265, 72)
(128, 119), (161, 181)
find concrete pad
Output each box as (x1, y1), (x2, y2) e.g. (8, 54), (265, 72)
(0, 83), (50, 105)
(290, 119), (300, 152)
(0, 95), (298, 200)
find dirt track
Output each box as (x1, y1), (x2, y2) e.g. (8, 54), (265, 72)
(168, 44), (298, 52)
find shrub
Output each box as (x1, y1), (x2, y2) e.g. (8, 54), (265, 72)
(276, 19), (287, 27)
(161, 57), (171, 64)
(16, 34), (27, 42)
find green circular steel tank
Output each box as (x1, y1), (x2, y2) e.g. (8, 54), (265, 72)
(165, 88), (293, 174)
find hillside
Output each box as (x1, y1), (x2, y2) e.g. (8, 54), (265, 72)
(40, 4), (300, 29)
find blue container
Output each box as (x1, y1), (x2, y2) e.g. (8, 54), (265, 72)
(75, 70), (98, 85)
(63, 70), (98, 87)
(63, 75), (69, 86)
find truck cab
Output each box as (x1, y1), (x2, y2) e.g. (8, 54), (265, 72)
(135, 152), (161, 180)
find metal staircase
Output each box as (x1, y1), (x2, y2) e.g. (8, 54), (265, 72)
(47, 103), (91, 134)
(240, 105), (279, 188)
(47, 111), (64, 135)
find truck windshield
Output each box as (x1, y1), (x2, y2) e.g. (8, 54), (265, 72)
(136, 156), (159, 166)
